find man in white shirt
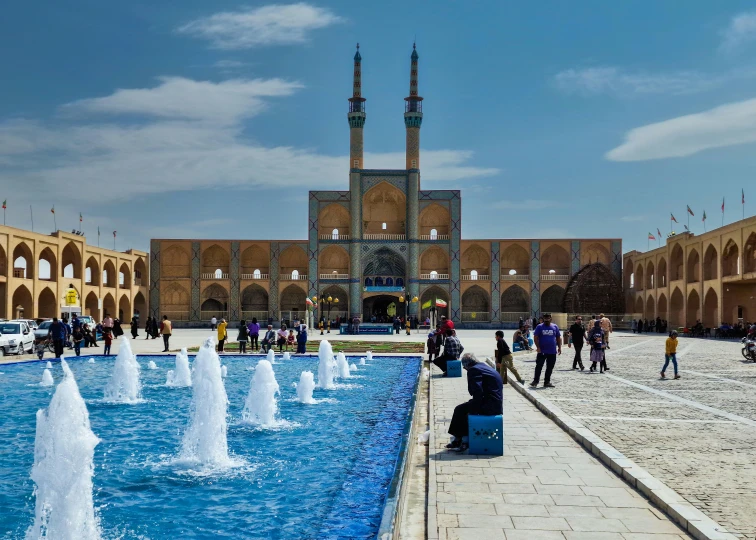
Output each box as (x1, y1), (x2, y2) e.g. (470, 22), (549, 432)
(210, 316), (217, 331)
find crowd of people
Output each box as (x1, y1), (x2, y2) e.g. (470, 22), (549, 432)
(207, 317), (310, 355)
(632, 317), (668, 334)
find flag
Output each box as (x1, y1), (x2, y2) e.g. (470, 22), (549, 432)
(421, 299), (432, 309)
(435, 299), (447, 308)
(702, 211), (707, 222)
(657, 228), (662, 238)
(113, 230), (117, 237)
(79, 212), (83, 223)
(721, 198), (725, 213)
(97, 226), (100, 235)
(670, 213), (678, 223)
(305, 297), (314, 306)
(684, 224), (689, 231)
(648, 232), (656, 240)
(50, 206), (55, 214)
(687, 205), (694, 216)
(1, 200), (5, 210)
(743, 189), (746, 204)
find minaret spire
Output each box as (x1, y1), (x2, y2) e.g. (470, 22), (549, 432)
(404, 42), (423, 170)
(348, 43), (366, 170)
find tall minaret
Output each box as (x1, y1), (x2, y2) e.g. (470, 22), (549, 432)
(404, 43), (423, 170)
(348, 43), (366, 170)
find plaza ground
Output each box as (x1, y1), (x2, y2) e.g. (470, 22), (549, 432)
(3, 328), (750, 538)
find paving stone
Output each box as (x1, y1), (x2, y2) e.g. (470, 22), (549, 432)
(565, 517), (629, 532)
(446, 527), (507, 539)
(546, 505), (605, 518)
(550, 495), (605, 507)
(494, 503), (550, 517)
(504, 530), (567, 540)
(563, 533), (624, 540)
(621, 518), (686, 534)
(457, 514), (514, 529)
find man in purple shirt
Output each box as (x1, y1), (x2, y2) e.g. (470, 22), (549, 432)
(530, 312), (562, 389)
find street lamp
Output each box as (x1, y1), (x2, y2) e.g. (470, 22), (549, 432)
(398, 295), (419, 333)
(320, 295), (339, 334)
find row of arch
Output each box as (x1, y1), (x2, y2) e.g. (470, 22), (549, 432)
(8, 284), (146, 322)
(2, 241), (146, 288)
(627, 233), (756, 290)
(633, 287), (722, 328)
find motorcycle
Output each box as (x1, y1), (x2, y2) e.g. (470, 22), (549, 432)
(742, 337), (756, 362)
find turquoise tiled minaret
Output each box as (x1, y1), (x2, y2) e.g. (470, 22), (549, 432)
(348, 45), (364, 318)
(406, 44), (421, 317)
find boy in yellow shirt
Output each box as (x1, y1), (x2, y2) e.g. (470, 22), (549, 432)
(661, 330), (680, 379)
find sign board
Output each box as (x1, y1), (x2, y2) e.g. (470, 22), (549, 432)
(364, 286), (404, 293)
(65, 289), (78, 306)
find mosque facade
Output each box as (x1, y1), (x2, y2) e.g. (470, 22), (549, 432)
(149, 46), (624, 327)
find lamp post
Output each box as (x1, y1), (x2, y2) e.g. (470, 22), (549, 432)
(398, 295), (419, 334)
(320, 295), (339, 334)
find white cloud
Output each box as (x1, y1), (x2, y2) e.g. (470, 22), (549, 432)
(177, 3), (343, 49)
(62, 76), (302, 125)
(721, 11), (756, 52)
(554, 66), (724, 97)
(606, 97), (756, 161)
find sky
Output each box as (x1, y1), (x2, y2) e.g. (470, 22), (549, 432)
(2, 1), (756, 254)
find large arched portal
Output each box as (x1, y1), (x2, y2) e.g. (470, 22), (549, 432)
(562, 263), (624, 314)
(280, 284), (307, 325)
(541, 285), (565, 314)
(201, 283), (229, 319)
(363, 294), (404, 322)
(241, 284), (268, 321)
(363, 247), (406, 284)
(362, 182), (406, 235)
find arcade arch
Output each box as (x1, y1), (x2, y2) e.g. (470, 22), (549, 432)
(745, 232), (756, 274)
(201, 283), (229, 316)
(85, 257), (100, 286)
(657, 258), (667, 288)
(461, 285), (490, 319)
(461, 245), (489, 276)
(420, 246), (449, 275)
(541, 285), (565, 313)
(722, 240), (739, 277)
(279, 245), (308, 277)
(161, 245), (191, 278)
(119, 295), (131, 321)
(61, 242), (82, 279)
(161, 282), (190, 315)
(646, 261), (655, 289)
(11, 284), (33, 321)
(12, 243), (33, 279)
(581, 243), (610, 266)
(420, 286), (449, 320)
(241, 245), (268, 275)
(318, 204), (350, 237)
(703, 287), (718, 327)
(658, 293), (667, 320)
(362, 182), (406, 235)
(38, 247), (57, 282)
(501, 245), (529, 276)
(319, 245), (350, 276)
(419, 204), (450, 236)
(703, 245), (718, 280)
(541, 245), (570, 275)
(37, 287), (57, 318)
(103, 260), (116, 287)
(687, 249), (700, 282)
(103, 292), (116, 319)
(202, 244), (230, 276)
(241, 284), (268, 314)
(687, 289), (701, 326)
(670, 244), (683, 281)
(85, 291), (100, 321)
(501, 285), (529, 313)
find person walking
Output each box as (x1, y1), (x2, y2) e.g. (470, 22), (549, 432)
(426, 331), (439, 363)
(217, 318), (228, 352)
(661, 330), (680, 379)
(144, 316), (152, 339)
(48, 317), (66, 359)
(73, 327), (84, 356)
(588, 320), (607, 373)
(405, 317), (411, 335)
(130, 318), (139, 338)
(159, 315), (172, 352)
(151, 317), (160, 340)
(248, 318), (260, 352)
(530, 313), (561, 388)
(237, 320), (249, 354)
(568, 316), (586, 370)
(631, 319), (637, 333)
(113, 318), (123, 339)
(495, 330), (524, 384)
(103, 331), (112, 356)
(600, 315), (613, 348)
(296, 324), (308, 354)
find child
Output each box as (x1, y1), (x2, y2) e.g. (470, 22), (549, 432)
(405, 318), (411, 335)
(103, 331), (112, 356)
(287, 329), (296, 351)
(35, 338), (46, 360)
(661, 330), (680, 379)
(426, 331), (438, 362)
(588, 320), (606, 373)
(73, 327), (84, 357)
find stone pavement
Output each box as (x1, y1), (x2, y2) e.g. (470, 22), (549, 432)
(510, 332), (755, 538)
(429, 369), (690, 540)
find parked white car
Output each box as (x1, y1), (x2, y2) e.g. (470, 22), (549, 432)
(1, 320), (35, 355)
(0, 334), (10, 356)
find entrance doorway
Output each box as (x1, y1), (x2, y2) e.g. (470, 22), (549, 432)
(362, 295), (404, 322)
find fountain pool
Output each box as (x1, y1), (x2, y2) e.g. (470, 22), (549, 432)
(0, 353), (420, 539)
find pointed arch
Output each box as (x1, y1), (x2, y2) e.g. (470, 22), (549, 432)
(119, 262), (132, 288)
(687, 249), (700, 282)
(634, 296), (644, 315)
(85, 291), (100, 321)
(320, 285), (348, 316)
(541, 285), (565, 313)
(119, 294), (131, 321)
(133, 258), (147, 286)
(646, 295), (655, 319)
(38, 247), (57, 282)
(362, 182), (406, 235)
(658, 293), (667, 320)
(501, 285), (529, 312)
(320, 245), (350, 275)
(103, 292), (116, 319)
(420, 246), (449, 275)
(745, 232), (756, 274)
(501, 244), (530, 276)
(37, 287), (57, 318)
(419, 203), (450, 236)
(363, 247), (404, 277)
(280, 284), (307, 311)
(420, 286), (449, 319)
(623, 259), (633, 290)
(461, 245), (490, 275)
(85, 256), (100, 285)
(161, 282), (190, 313)
(0, 244), (6, 277)
(646, 261), (655, 289)
(12, 284), (33, 319)
(201, 283), (229, 315)
(318, 203), (351, 237)
(703, 245), (718, 280)
(61, 242), (82, 279)
(161, 245), (191, 278)
(563, 263), (624, 314)
(279, 245), (308, 275)
(241, 244), (269, 275)
(581, 243), (610, 266)
(635, 263), (644, 291)
(103, 259), (116, 287)
(241, 284), (268, 313)
(703, 287), (718, 327)
(202, 244), (230, 275)
(670, 287), (684, 326)
(687, 289), (701, 326)
(133, 291), (146, 319)
(541, 244), (570, 275)
(12, 242), (33, 279)
(462, 285), (490, 314)
(722, 239), (739, 277)
(657, 257), (667, 288)
(670, 244), (684, 281)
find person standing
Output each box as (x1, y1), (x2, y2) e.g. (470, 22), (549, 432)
(144, 316), (152, 339)
(426, 331), (438, 363)
(73, 327), (83, 356)
(237, 320), (249, 354)
(588, 320), (606, 373)
(217, 318), (228, 352)
(130, 318), (139, 338)
(102, 313), (114, 336)
(661, 330), (680, 379)
(352, 315), (360, 335)
(48, 317), (66, 358)
(296, 324), (308, 354)
(405, 317), (411, 335)
(248, 318), (260, 352)
(151, 317), (160, 340)
(568, 316), (586, 370)
(159, 315), (172, 352)
(530, 313), (561, 388)
(495, 330), (524, 384)
(631, 319), (637, 333)
(103, 331), (112, 356)
(211, 316), (217, 331)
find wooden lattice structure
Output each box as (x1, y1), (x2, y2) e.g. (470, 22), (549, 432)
(562, 263), (624, 314)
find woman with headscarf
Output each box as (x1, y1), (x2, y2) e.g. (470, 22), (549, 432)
(113, 318), (123, 339)
(130, 318), (139, 338)
(587, 320), (607, 373)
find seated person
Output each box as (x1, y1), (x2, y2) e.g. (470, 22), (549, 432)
(261, 324), (276, 353)
(512, 329), (531, 351)
(446, 353), (503, 452)
(432, 328), (463, 375)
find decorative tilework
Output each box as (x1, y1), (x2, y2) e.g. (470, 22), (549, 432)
(361, 176), (408, 195)
(418, 190), (459, 200)
(571, 240), (580, 276)
(190, 242), (201, 321)
(309, 191), (351, 202)
(611, 240), (622, 281)
(270, 242), (280, 321)
(308, 196), (319, 300)
(490, 242), (500, 322)
(229, 242), (240, 321)
(149, 240), (160, 319)
(530, 241), (540, 318)
(450, 195), (461, 323)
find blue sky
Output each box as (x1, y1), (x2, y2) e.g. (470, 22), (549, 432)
(2, 1), (756, 253)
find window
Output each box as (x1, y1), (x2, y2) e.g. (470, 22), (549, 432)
(381, 222), (387, 230)
(549, 269), (555, 274)
(85, 267), (92, 283)
(119, 272), (125, 285)
(630, 273), (635, 287)
(430, 271), (438, 279)
(332, 228), (339, 240)
(430, 228), (438, 240)
(214, 268), (223, 279)
(470, 270), (479, 280)
(102, 270), (108, 284)
(411, 159), (417, 168)
(63, 264), (74, 278)
(509, 269), (517, 275)
(253, 269), (261, 279)
(291, 270), (299, 280)
(354, 159), (359, 167)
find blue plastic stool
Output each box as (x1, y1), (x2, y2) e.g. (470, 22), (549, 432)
(512, 342), (523, 352)
(468, 414), (504, 455)
(447, 359), (462, 377)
